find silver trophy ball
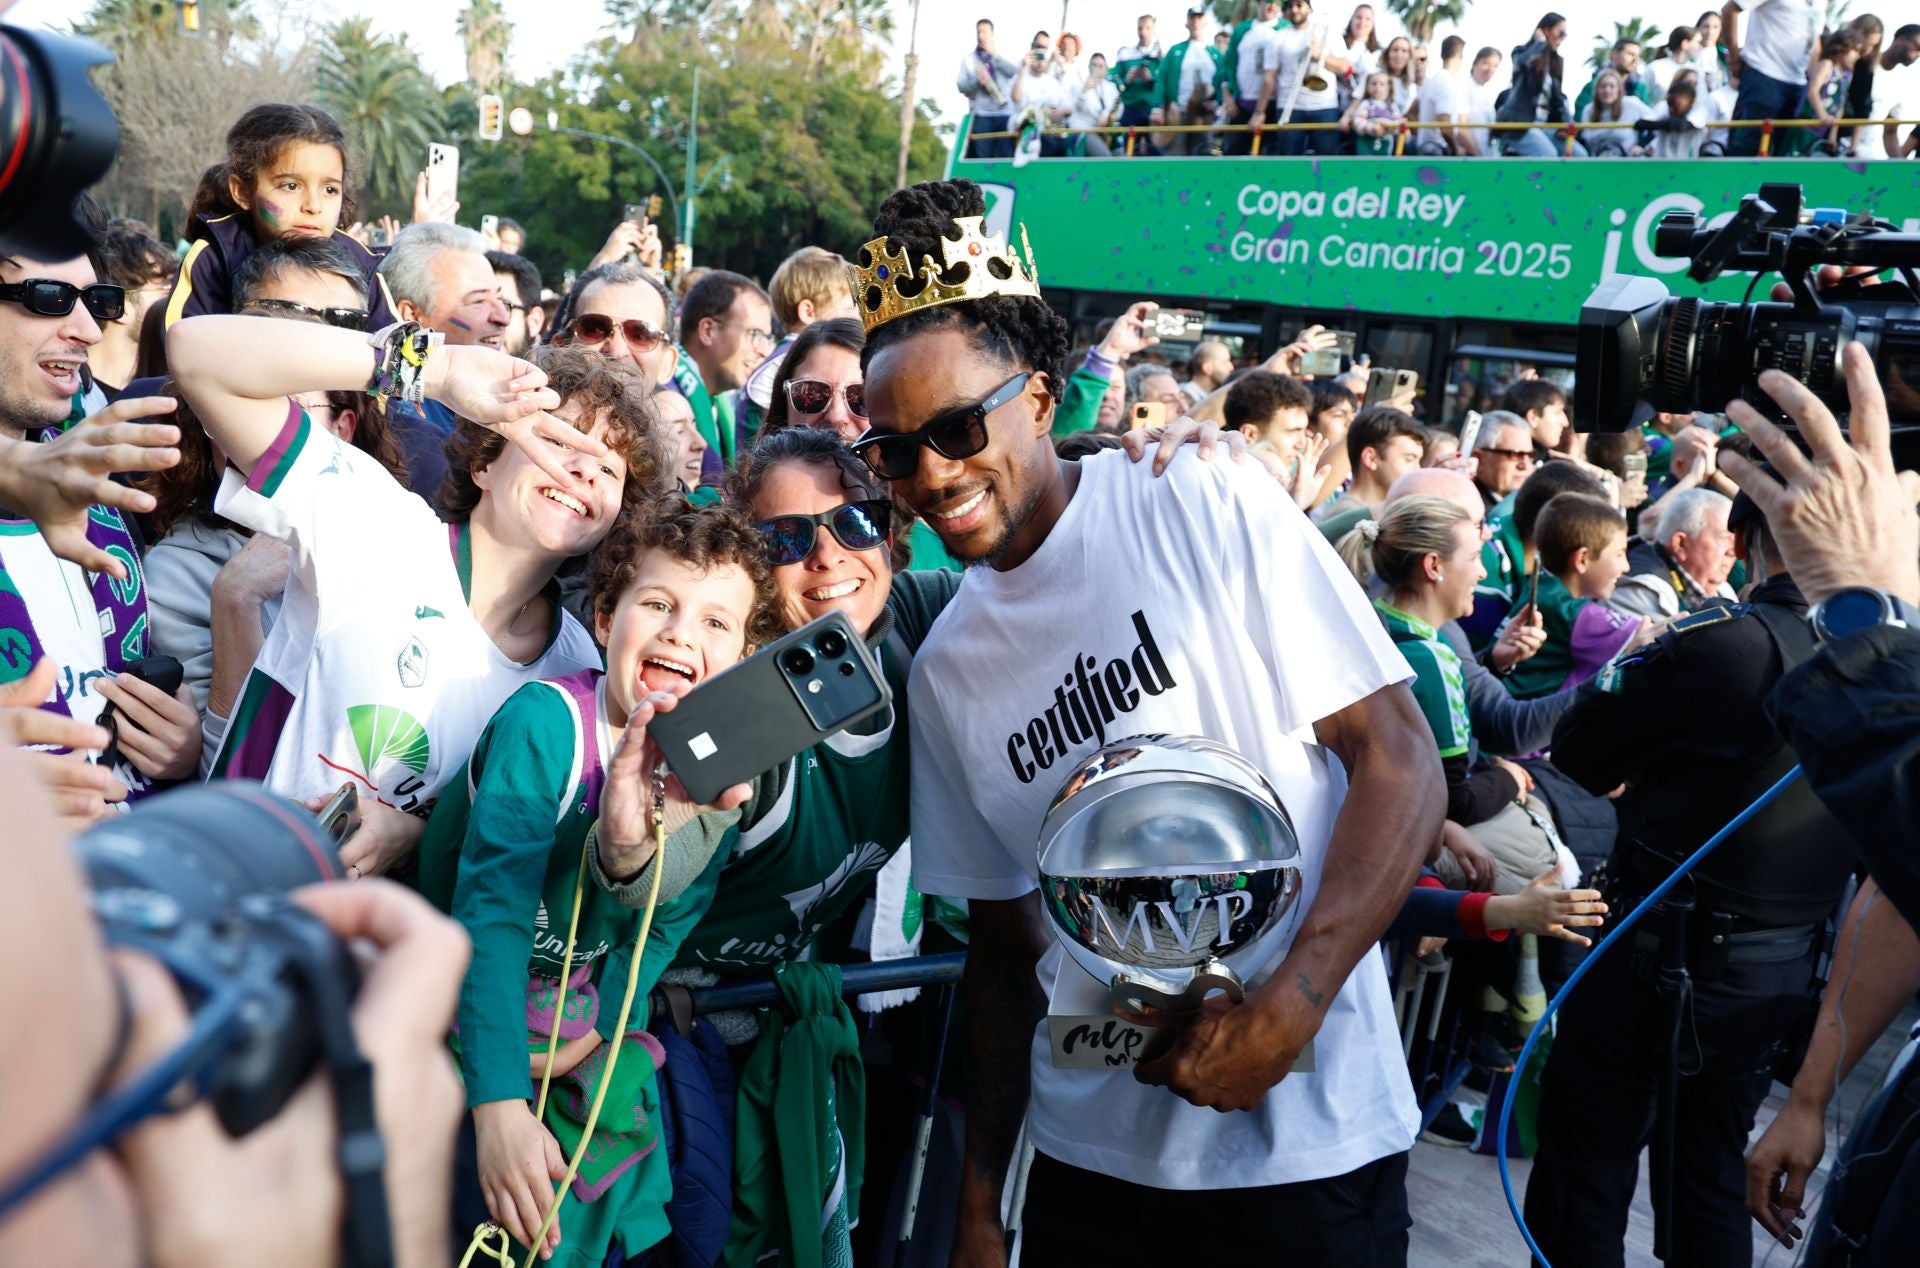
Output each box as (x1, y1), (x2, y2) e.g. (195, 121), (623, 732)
(1037, 735), (1303, 1016)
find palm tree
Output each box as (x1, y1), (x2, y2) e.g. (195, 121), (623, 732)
(457, 0), (513, 94)
(314, 19), (446, 217)
(1589, 18), (1664, 72)
(79, 0), (258, 50)
(1383, 0), (1467, 46)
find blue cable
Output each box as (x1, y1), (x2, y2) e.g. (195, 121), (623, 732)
(1497, 765), (1806, 1268)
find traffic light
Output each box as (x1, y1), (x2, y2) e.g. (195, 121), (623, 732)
(180, 1), (201, 33)
(477, 94), (504, 143)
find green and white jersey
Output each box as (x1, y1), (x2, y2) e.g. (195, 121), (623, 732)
(209, 399), (600, 812)
(1376, 599), (1471, 759)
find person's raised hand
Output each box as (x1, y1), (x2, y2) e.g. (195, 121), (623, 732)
(1265, 324), (1338, 378)
(473, 1100), (567, 1260)
(1667, 424), (1719, 489)
(635, 221), (664, 271)
(411, 171), (458, 225)
(1490, 605), (1546, 673)
(421, 346), (596, 492)
(1120, 416), (1251, 474)
(1719, 343), (1920, 606)
(1286, 432), (1335, 508)
(588, 220), (645, 270)
(597, 684), (752, 879)
(1745, 1095), (1824, 1249)
(0, 397), (180, 578)
(377, 214), (403, 245)
(0, 658), (126, 826)
(1484, 872), (1607, 946)
(1095, 301), (1161, 362)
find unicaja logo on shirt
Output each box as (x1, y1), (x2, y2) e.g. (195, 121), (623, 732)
(1006, 611), (1177, 785)
(397, 636), (428, 688)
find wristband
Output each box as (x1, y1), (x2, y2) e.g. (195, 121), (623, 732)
(366, 321), (443, 406)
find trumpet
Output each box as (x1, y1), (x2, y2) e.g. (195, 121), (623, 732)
(1300, 18), (1331, 93)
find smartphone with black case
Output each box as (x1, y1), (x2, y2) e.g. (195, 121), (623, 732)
(98, 654), (184, 769)
(649, 612), (891, 805)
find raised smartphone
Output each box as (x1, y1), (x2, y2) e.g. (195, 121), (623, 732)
(649, 612), (892, 805)
(425, 143), (459, 215)
(316, 782), (361, 845)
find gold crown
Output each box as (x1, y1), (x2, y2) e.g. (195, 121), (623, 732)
(848, 216), (1041, 334)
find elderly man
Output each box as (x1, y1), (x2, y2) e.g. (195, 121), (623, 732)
(1611, 487), (1739, 620)
(376, 222), (510, 505)
(1126, 361), (1189, 422)
(1470, 411), (1536, 512)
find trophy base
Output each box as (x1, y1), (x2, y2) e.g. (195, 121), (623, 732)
(1108, 958), (1246, 1017)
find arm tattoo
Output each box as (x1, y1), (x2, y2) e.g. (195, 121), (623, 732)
(1294, 972), (1326, 1009)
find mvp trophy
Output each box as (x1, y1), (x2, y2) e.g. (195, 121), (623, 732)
(1037, 735), (1304, 1068)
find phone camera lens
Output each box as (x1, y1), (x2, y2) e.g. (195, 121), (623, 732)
(781, 647), (816, 676)
(817, 630), (848, 660)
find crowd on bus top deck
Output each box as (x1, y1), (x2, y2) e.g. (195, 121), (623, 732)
(4, 70), (1919, 1268)
(958, 5), (1920, 160)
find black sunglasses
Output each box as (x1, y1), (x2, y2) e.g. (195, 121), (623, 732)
(851, 372), (1030, 481)
(785, 378), (867, 419)
(555, 312), (666, 352)
(0, 279), (125, 322)
(758, 499), (892, 566)
(242, 297), (369, 331)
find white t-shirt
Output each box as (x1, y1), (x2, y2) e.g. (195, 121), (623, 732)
(0, 521), (153, 800)
(1052, 58), (1088, 98)
(1068, 78), (1119, 130)
(907, 451), (1420, 1190)
(1466, 74), (1500, 153)
(1414, 67), (1464, 125)
(1733, 0), (1820, 87)
(1274, 26), (1338, 113)
(1236, 24), (1284, 101)
(209, 400), (601, 811)
(1174, 41), (1217, 107)
(1014, 68), (1067, 118)
(1344, 40), (1379, 80)
(1855, 61), (1916, 160)
(1582, 93), (1650, 128)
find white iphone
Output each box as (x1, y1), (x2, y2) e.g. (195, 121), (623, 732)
(425, 143), (460, 216)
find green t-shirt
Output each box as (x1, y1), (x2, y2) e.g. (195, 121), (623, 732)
(672, 346), (724, 470)
(1052, 363), (1118, 439)
(1160, 39), (1224, 109)
(1115, 54), (1162, 108)
(906, 518), (962, 573)
(1376, 600), (1471, 758)
(417, 670), (735, 1263)
(672, 571), (962, 973)
(1315, 500), (1374, 545)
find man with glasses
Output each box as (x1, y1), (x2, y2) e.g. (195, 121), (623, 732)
(679, 269), (773, 471)
(0, 244), (202, 811)
(376, 223), (509, 510)
(486, 251), (545, 358)
(1469, 411), (1536, 512)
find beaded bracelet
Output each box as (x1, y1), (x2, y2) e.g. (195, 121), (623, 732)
(366, 321), (443, 405)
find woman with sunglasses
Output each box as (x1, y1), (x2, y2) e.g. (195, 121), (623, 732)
(761, 316), (962, 573)
(664, 426), (960, 1007)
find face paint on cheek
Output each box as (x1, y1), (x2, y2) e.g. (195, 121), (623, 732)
(255, 199), (284, 231)
(447, 317), (474, 332)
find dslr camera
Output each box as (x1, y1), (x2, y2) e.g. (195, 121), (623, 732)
(0, 786), (394, 1266)
(1576, 182), (1920, 437)
(0, 24), (119, 260)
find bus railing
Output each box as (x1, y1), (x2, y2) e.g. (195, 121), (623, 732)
(966, 115), (1920, 159)
(672, 951), (968, 1014)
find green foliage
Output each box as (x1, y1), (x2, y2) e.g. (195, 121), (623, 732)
(314, 19), (447, 220)
(456, 13), (949, 285)
(458, 0), (514, 92)
(1589, 18), (1665, 72)
(78, 0), (259, 49)
(1383, 0), (1467, 45)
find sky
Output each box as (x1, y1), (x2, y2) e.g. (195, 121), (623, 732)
(12, 0), (1665, 127)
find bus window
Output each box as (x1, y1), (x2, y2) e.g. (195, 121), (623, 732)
(1444, 323), (1578, 429)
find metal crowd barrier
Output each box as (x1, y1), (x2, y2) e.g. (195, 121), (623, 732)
(967, 114), (1920, 158)
(680, 951), (968, 1013)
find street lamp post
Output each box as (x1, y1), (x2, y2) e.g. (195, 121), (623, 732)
(683, 65), (700, 258)
(543, 113), (681, 240)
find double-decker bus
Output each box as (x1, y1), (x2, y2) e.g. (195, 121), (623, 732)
(947, 143), (1920, 425)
